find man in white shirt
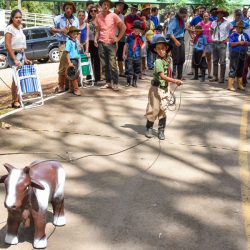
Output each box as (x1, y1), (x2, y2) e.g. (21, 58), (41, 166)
(210, 8), (232, 83)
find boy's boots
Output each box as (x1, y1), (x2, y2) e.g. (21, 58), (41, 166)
(73, 80), (81, 96)
(126, 77), (132, 87)
(132, 76), (137, 88)
(227, 77), (235, 91)
(200, 69), (205, 82)
(237, 77), (245, 91)
(158, 117), (166, 140)
(191, 68), (199, 80)
(145, 120), (154, 138)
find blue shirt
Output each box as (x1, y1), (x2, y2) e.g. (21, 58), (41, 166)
(150, 16), (159, 28)
(190, 15), (215, 26)
(193, 34), (207, 51)
(65, 38), (81, 59)
(229, 32), (250, 53)
(126, 33), (144, 58)
(167, 16), (185, 38)
(53, 14), (79, 42)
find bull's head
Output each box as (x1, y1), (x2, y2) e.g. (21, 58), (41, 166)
(0, 163), (45, 210)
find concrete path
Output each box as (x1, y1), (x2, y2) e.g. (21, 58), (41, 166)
(0, 75), (249, 250)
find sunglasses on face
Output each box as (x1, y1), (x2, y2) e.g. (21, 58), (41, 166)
(90, 9), (97, 12)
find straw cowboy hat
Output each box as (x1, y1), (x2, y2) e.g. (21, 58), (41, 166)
(150, 36), (172, 54)
(66, 65), (80, 81)
(234, 20), (245, 28)
(114, 0), (128, 11)
(67, 26), (81, 34)
(99, 0), (114, 8)
(216, 8), (229, 17)
(62, 1), (76, 13)
(141, 3), (151, 12)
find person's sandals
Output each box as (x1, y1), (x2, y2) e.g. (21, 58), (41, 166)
(100, 83), (112, 89)
(12, 102), (21, 109)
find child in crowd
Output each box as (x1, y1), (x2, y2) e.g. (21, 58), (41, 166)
(145, 36), (183, 140)
(191, 25), (207, 82)
(228, 20), (250, 91)
(65, 26), (82, 96)
(123, 20), (145, 87)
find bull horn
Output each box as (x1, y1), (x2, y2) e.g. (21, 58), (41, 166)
(3, 163), (15, 173)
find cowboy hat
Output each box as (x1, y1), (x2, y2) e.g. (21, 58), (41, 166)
(62, 1), (76, 13)
(154, 25), (163, 31)
(99, 0), (114, 8)
(150, 36), (172, 54)
(67, 26), (81, 34)
(130, 4), (138, 10)
(114, 0), (128, 11)
(216, 8), (229, 17)
(234, 20), (245, 28)
(131, 20), (144, 30)
(141, 3), (151, 12)
(66, 65), (80, 81)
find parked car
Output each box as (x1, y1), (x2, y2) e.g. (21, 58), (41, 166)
(0, 26), (60, 69)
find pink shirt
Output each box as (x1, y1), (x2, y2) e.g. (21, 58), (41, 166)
(96, 12), (121, 44)
(198, 21), (212, 43)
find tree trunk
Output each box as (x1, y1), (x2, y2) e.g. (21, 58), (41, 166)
(6, 0), (10, 9)
(17, 0), (22, 10)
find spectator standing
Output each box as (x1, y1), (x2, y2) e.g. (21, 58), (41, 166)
(230, 10), (249, 35)
(242, 10), (250, 86)
(94, 0), (126, 91)
(191, 25), (207, 82)
(167, 7), (187, 80)
(228, 21), (250, 91)
(150, 7), (159, 28)
(4, 9), (31, 108)
(141, 4), (155, 70)
(86, 0), (95, 22)
(210, 8), (232, 83)
(242, 7), (249, 21)
(51, 1), (79, 93)
(88, 5), (101, 82)
(114, 0), (128, 77)
(78, 10), (90, 53)
(65, 26), (82, 96)
(123, 20), (145, 87)
(209, 7), (218, 22)
(198, 12), (213, 78)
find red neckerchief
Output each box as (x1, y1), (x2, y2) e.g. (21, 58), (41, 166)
(132, 33), (143, 52)
(194, 33), (202, 44)
(176, 14), (184, 28)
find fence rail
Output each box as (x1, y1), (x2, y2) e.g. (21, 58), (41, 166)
(0, 9), (54, 30)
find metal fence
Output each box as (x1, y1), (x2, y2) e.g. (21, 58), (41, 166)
(0, 9), (54, 29)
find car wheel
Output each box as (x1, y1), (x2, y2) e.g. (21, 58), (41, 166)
(0, 54), (8, 69)
(49, 48), (60, 63)
(38, 58), (49, 63)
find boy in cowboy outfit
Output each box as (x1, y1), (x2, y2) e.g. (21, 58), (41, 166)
(65, 26), (82, 96)
(228, 20), (250, 91)
(191, 25), (208, 82)
(145, 37), (183, 140)
(123, 20), (145, 87)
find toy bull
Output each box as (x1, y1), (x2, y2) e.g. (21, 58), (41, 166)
(0, 160), (66, 249)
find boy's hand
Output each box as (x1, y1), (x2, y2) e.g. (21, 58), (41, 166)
(123, 54), (127, 60)
(174, 79), (183, 86)
(175, 40), (181, 47)
(69, 62), (74, 67)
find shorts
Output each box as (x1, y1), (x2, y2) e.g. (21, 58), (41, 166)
(7, 52), (25, 67)
(116, 41), (125, 61)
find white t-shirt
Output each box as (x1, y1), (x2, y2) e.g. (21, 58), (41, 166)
(4, 24), (27, 49)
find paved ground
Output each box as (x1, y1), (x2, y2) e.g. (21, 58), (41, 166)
(0, 69), (249, 250)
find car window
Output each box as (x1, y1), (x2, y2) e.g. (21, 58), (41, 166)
(30, 29), (48, 39)
(23, 30), (31, 40)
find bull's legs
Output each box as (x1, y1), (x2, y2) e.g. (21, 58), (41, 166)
(32, 210), (47, 249)
(51, 197), (65, 226)
(5, 210), (21, 245)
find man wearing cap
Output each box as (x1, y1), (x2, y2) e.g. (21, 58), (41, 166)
(94, 0), (126, 91)
(210, 8), (232, 83)
(167, 7), (187, 80)
(114, 0), (128, 77)
(51, 1), (79, 92)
